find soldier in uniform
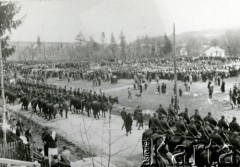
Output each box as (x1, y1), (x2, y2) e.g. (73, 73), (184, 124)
(148, 113), (158, 129)
(210, 127), (224, 147)
(218, 116), (229, 131)
(73, 88), (77, 96)
(93, 91), (98, 101)
(77, 88), (81, 97)
(204, 112), (217, 129)
(156, 104), (167, 116)
(63, 86), (67, 95)
(102, 93), (108, 102)
(190, 109), (204, 129)
(175, 116), (187, 135)
(188, 120), (201, 138)
(178, 107), (190, 124)
(157, 115), (174, 135)
(69, 87), (73, 96)
(229, 117), (240, 132)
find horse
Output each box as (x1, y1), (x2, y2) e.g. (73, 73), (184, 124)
(45, 102), (56, 120)
(53, 101), (69, 118)
(5, 91), (17, 105)
(109, 96), (119, 105)
(31, 97), (39, 113)
(91, 100), (102, 119)
(69, 97), (81, 114)
(19, 95), (30, 110)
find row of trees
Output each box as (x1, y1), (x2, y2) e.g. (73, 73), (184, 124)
(15, 31), (173, 62)
(73, 31), (173, 61)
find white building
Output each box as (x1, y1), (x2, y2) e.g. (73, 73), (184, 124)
(179, 47), (188, 56)
(204, 46), (225, 57)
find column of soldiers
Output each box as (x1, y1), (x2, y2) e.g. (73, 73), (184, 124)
(8, 79), (110, 105)
(149, 105), (240, 147)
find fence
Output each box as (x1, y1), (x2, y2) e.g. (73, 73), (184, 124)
(0, 158), (40, 167)
(0, 141), (18, 167)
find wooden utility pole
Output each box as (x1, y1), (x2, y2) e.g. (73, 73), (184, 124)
(173, 24), (178, 110)
(43, 41), (46, 62)
(0, 40), (7, 152)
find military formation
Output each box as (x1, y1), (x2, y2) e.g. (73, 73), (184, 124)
(142, 104), (240, 167)
(4, 77), (118, 120)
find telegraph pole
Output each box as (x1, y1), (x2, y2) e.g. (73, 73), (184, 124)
(0, 40), (7, 152)
(173, 24), (178, 111)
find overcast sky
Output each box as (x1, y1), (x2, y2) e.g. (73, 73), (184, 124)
(10, 0), (240, 43)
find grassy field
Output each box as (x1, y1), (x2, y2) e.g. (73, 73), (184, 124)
(46, 76), (237, 121)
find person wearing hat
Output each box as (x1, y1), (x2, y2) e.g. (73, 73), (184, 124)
(41, 127), (50, 157)
(156, 104), (167, 116)
(157, 115), (173, 134)
(128, 87), (132, 100)
(188, 120), (201, 138)
(148, 113), (158, 129)
(210, 127), (224, 147)
(59, 146), (71, 167)
(175, 116), (187, 135)
(229, 117), (240, 133)
(120, 108), (127, 130)
(125, 113), (133, 136)
(178, 107), (190, 124)
(204, 112), (217, 129)
(190, 109), (204, 129)
(134, 106), (141, 124)
(218, 116), (229, 131)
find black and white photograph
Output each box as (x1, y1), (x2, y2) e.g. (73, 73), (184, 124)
(1, 0), (240, 166)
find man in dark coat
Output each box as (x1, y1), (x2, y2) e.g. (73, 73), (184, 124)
(157, 115), (173, 134)
(148, 113), (157, 129)
(25, 128), (32, 143)
(179, 88), (182, 97)
(41, 127), (50, 156)
(188, 120), (201, 138)
(178, 108), (190, 124)
(134, 106), (141, 125)
(102, 93), (108, 102)
(218, 116), (229, 131)
(137, 112), (144, 130)
(157, 85), (160, 94)
(156, 105), (167, 116)
(210, 128), (224, 147)
(125, 113), (133, 136)
(204, 112), (217, 129)
(139, 84), (143, 94)
(221, 80), (225, 93)
(121, 108), (127, 130)
(229, 117), (240, 132)
(190, 109), (204, 129)
(175, 116), (187, 135)
(16, 118), (24, 135)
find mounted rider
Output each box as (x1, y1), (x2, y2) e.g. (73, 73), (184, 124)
(229, 117), (240, 132)
(218, 115), (229, 131)
(178, 107), (190, 124)
(204, 112), (217, 129)
(157, 115), (174, 135)
(190, 109), (204, 129)
(175, 116), (187, 135)
(92, 91), (98, 101)
(156, 104), (168, 116)
(102, 93), (108, 103)
(188, 120), (201, 138)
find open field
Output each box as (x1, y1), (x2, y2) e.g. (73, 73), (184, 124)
(46, 77), (234, 115)
(7, 76), (240, 166)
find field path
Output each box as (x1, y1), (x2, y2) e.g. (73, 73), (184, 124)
(7, 104), (143, 167)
